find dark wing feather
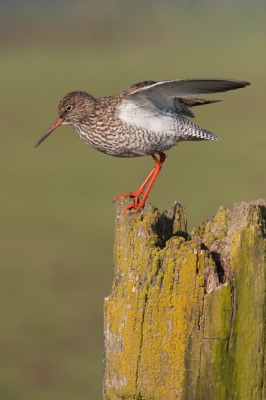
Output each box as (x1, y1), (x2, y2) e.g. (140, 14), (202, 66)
(125, 79), (250, 113)
(176, 98), (222, 118)
(128, 79), (250, 97)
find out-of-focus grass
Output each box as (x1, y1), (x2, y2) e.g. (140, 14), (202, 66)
(0, 2), (265, 399)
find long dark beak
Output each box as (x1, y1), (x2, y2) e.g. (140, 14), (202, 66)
(35, 117), (64, 148)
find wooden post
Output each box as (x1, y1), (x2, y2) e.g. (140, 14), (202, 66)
(103, 198), (266, 400)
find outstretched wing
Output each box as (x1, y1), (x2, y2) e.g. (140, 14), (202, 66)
(118, 78), (250, 132)
(127, 78), (249, 110)
(128, 78), (249, 97)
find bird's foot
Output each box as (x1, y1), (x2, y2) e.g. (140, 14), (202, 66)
(119, 200), (146, 214)
(113, 189), (145, 214)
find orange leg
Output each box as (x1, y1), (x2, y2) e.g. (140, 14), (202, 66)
(113, 152), (166, 214)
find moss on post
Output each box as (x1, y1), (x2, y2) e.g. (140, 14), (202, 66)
(103, 198), (266, 400)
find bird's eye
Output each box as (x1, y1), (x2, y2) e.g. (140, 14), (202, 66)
(66, 105), (73, 112)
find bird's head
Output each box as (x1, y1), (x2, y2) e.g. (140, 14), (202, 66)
(35, 91), (95, 148)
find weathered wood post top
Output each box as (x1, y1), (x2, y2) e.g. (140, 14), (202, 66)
(104, 197), (266, 400)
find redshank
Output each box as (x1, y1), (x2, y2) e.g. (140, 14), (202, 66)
(35, 79), (250, 213)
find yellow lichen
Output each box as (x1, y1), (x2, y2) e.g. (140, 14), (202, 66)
(104, 200), (266, 400)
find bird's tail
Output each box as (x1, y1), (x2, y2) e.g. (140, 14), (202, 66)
(177, 115), (220, 141)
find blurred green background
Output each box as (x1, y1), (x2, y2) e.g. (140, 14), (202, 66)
(0, 1), (265, 399)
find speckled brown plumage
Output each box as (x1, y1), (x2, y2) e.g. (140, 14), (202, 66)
(35, 78), (250, 212)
